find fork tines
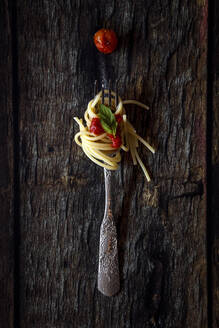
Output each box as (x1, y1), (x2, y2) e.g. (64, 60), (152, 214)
(115, 81), (118, 107)
(101, 82), (105, 104)
(94, 80), (98, 98)
(94, 80), (117, 108)
(108, 80), (112, 107)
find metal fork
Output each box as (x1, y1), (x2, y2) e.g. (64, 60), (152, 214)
(95, 81), (120, 296)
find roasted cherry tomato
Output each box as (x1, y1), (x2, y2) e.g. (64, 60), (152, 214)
(115, 114), (123, 123)
(94, 28), (118, 54)
(108, 134), (122, 148)
(90, 118), (104, 135)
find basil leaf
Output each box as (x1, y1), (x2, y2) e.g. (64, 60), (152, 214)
(99, 104), (117, 136)
(100, 119), (113, 135)
(99, 104), (116, 125)
(112, 122), (117, 137)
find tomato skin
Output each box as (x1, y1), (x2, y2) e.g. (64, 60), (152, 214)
(90, 118), (104, 135)
(115, 114), (123, 123)
(94, 29), (118, 54)
(108, 134), (122, 148)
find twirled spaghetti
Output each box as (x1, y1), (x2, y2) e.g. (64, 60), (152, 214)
(74, 90), (155, 182)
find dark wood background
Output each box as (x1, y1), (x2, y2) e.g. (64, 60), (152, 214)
(0, 0), (218, 327)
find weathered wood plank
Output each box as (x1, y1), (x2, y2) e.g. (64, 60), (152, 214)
(17, 1), (208, 327)
(0, 1), (14, 327)
(210, 0), (219, 326)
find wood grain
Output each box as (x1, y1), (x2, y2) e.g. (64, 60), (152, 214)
(16, 1), (208, 327)
(0, 1), (14, 327)
(210, 0), (219, 326)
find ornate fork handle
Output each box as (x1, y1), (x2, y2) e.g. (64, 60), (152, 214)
(103, 168), (113, 216)
(97, 168), (120, 296)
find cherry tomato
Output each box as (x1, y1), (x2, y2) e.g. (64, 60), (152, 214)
(115, 114), (123, 123)
(108, 134), (122, 148)
(90, 118), (104, 135)
(94, 28), (118, 54)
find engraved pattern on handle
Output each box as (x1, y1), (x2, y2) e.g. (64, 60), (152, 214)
(98, 169), (120, 296)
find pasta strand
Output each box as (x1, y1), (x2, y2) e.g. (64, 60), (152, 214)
(74, 90), (154, 181)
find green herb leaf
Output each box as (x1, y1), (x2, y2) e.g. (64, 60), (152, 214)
(100, 120), (114, 135)
(99, 104), (116, 125)
(112, 122), (117, 137)
(99, 104), (117, 136)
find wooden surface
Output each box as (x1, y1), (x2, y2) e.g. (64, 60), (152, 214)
(211, 0), (219, 326)
(0, 0), (217, 327)
(0, 1), (14, 328)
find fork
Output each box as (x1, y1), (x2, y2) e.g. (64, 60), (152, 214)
(95, 81), (120, 296)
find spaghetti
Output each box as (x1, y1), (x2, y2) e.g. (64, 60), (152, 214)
(74, 90), (155, 182)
